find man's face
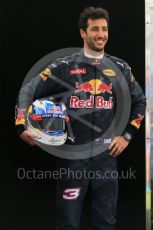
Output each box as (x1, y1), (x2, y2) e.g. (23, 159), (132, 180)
(80, 18), (108, 53)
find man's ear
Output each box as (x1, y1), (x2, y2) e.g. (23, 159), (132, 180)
(80, 29), (86, 39)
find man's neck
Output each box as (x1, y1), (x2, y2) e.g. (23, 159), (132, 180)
(84, 49), (104, 59)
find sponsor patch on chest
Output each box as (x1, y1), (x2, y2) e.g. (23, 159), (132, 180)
(69, 68), (87, 75)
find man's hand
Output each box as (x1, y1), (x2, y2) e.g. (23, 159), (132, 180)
(19, 130), (38, 146)
(108, 136), (129, 157)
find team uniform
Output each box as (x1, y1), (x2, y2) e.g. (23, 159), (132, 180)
(15, 50), (146, 230)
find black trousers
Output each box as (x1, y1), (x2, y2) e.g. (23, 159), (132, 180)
(55, 151), (118, 230)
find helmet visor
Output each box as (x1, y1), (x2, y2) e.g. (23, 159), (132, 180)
(28, 116), (65, 132)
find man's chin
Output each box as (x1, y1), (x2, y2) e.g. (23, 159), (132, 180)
(93, 46), (104, 52)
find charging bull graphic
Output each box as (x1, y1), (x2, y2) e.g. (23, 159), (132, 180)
(75, 82), (93, 93)
(97, 82), (112, 94)
(75, 79), (112, 95)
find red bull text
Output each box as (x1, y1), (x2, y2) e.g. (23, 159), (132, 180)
(71, 80), (113, 109)
(70, 96), (113, 109)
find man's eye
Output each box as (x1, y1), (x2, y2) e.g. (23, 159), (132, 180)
(103, 28), (108, 31)
(92, 28), (98, 31)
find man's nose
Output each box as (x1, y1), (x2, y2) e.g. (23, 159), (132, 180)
(97, 30), (104, 37)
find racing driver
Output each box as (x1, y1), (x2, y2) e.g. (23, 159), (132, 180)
(15, 6), (146, 230)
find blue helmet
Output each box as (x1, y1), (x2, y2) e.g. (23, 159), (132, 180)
(27, 97), (69, 146)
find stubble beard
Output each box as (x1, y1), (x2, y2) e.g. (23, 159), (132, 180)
(87, 39), (106, 53)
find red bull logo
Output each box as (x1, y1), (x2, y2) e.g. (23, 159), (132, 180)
(75, 82), (93, 93)
(97, 82), (112, 94)
(15, 108), (26, 125)
(70, 96), (113, 109)
(17, 108), (25, 120)
(75, 79), (112, 95)
(92, 59), (100, 65)
(131, 114), (144, 129)
(70, 79), (113, 109)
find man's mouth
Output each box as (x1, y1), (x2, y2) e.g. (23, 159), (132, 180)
(95, 39), (105, 45)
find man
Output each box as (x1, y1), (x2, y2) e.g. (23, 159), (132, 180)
(15, 6), (146, 230)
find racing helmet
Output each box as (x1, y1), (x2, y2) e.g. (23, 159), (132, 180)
(26, 97), (71, 146)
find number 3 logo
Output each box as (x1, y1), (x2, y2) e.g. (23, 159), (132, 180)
(63, 188), (81, 200)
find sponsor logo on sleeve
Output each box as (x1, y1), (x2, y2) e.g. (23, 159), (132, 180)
(40, 68), (51, 81)
(15, 108), (26, 125)
(131, 114), (144, 129)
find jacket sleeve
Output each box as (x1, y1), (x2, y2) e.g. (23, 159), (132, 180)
(15, 63), (64, 135)
(122, 63), (146, 138)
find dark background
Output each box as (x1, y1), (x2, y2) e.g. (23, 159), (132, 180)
(1, 0), (145, 229)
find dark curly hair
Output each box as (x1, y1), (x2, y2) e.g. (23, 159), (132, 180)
(79, 6), (109, 31)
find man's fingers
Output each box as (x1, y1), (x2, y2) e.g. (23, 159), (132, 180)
(23, 135), (36, 146)
(108, 137), (118, 150)
(27, 136), (37, 146)
(110, 144), (119, 156)
(109, 136), (129, 157)
(111, 146), (123, 157)
(20, 130), (38, 146)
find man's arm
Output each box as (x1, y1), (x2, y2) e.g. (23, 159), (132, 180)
(15, 63), (64, 145)
(109, 63), (146, 157)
